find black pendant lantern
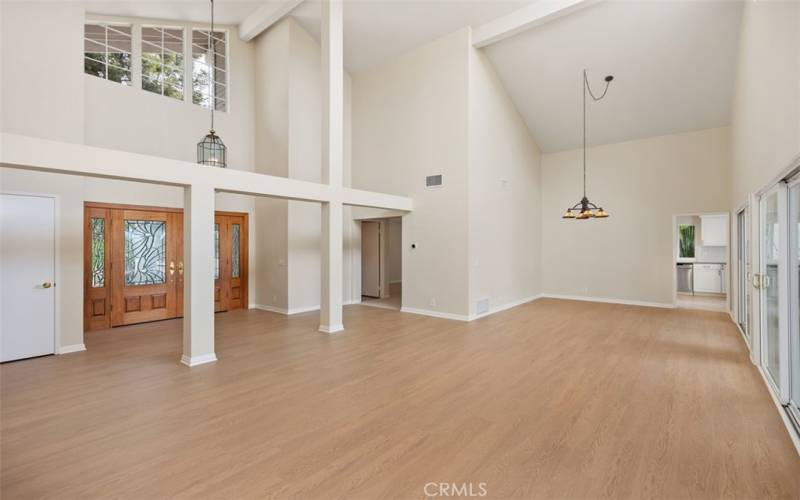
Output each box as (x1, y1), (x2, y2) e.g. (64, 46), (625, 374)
(197, 0), (227, 168)
(562, 69), (613, 220)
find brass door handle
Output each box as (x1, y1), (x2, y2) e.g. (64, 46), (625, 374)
(42, 282), (53, 289)
(178, 262), (184, 275)
(169, 261), (175, 276)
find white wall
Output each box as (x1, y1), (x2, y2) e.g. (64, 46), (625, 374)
(352, 28), (471, 317)
(1, 2), (85, 143)
(730, 0), (800, 207)
(541, 127), (731, 306)
(468, 45), (542, 315)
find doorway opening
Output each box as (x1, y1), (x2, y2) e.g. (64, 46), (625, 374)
(360, 217), (402, 310)
(673, 212), (729, 312)
(83, 202), (248, 331)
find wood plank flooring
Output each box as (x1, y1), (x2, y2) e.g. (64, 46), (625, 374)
(2, 299), (799, 499)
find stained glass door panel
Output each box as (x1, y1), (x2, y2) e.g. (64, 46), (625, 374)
(226, 215), (246, 310)
(214, 217), (229, 312)
(84, 206), (112, 331)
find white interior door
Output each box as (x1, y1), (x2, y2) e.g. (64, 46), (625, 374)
(1, 194), (56, 362)
(361, 221), (381, 298)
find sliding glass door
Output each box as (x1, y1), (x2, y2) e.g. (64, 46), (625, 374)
(786, 180), (800, 423)
(760, 185), (789, 399)
(737, 207), (751, 341)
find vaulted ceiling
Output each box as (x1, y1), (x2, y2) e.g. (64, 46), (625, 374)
(483, 0), (744, 152)
(85, 0), (745, 153)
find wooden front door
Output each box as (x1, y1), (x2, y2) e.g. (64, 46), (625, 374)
(84, 203), (247, 331)
(111, 208), (182, 327)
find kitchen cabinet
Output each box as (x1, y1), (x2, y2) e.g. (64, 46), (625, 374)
(701, 215), (728, 246)
(693, 264), (725, 293)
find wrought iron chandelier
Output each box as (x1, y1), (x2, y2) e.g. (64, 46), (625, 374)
(562, 69), (614, 220)
(197, 0), (227, 168)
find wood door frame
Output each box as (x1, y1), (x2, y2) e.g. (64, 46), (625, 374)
(2, 191), (62, 354)
(83, 202), (249, 331)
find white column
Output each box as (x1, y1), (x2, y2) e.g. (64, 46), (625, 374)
(182, 182), (217, 365)
(320, 0), (344, 333)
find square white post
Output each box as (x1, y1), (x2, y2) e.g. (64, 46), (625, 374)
(182, 182), (217, 365)
(320, 0), (344, 333)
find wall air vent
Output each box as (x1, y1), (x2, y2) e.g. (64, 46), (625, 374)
(426, 174), (443, 188)
(476, 298), (490, 315)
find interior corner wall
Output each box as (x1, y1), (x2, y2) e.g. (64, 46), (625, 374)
(253, 18), (290, 310)
(540, 127), (731, 306)
(253, 18), (357, 313)
(467, 44), (542, 316)
(351, 28), (471, 317)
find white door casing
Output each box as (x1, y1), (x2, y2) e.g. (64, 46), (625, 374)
(1, 193), (56, 362)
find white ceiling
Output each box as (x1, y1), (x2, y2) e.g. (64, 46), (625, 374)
(83, 0), (266, 25)
(289, 0), (528, 72)
(484, 0), (744, 153)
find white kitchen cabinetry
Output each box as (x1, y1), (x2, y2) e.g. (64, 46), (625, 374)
(693, 264), (725, 293)
(701, 215), (728, 246)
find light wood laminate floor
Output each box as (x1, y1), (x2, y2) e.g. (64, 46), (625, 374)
(2, 299), (799, 499)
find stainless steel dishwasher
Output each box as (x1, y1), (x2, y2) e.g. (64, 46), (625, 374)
(677, 263), (693, 294)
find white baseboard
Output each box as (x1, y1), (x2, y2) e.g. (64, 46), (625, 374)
(540, 293), (675, 309)
(250, 304), (288, 314)
(399, 307), (470, 321)
(400, 295), (544, 322)
(57, 343), (86, 355)
(319, 324), (344, 333)
(251, 301), (360, 316)
(469, 294), (543, 321)
(180, 353), (218, 367)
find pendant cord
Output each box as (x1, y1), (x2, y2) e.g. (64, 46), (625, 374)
(582, 69), (613, 199)
(210, 0), (215, 132)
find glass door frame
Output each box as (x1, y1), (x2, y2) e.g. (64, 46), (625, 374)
(760, 183), (791, 403)
(785, 176), (800, 420)
(737, 205), (751, 342)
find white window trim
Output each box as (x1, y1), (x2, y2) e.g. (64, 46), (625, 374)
(190, 27), (229, 112)
(141, 24), (186, 101)
(85, 14), (230, 113)
(83, 21), (133, 85)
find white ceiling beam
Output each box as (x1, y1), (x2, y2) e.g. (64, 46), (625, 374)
(472, 0), (597, 48)
(238, 0), (304, 41)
